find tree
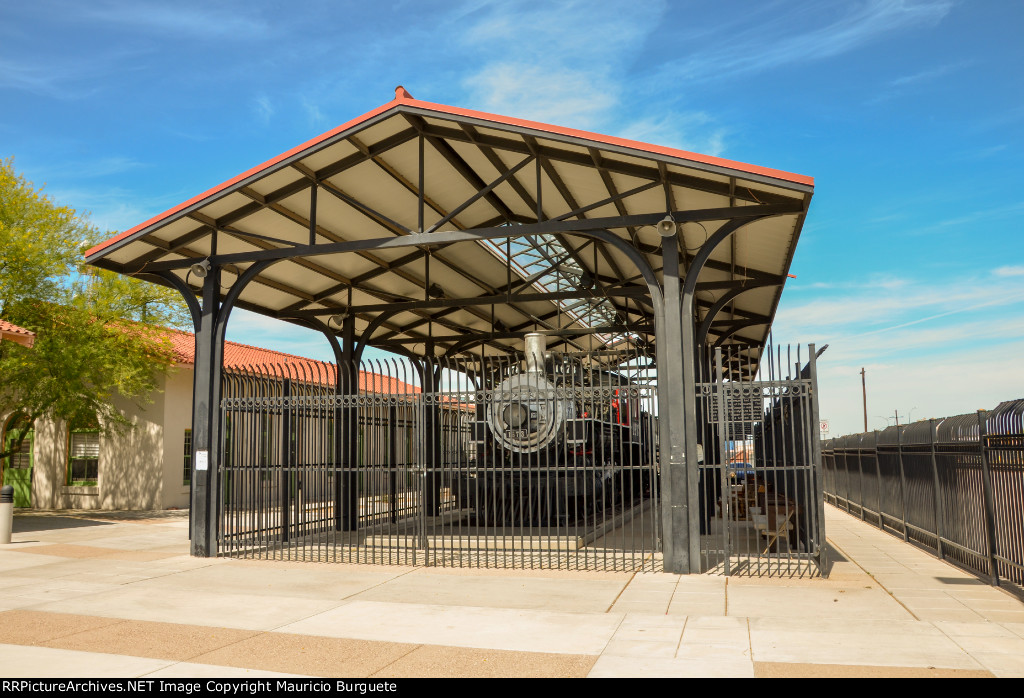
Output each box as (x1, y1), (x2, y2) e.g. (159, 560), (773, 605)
(0, 157), (188, 465)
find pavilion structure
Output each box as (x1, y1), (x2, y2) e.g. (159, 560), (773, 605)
(86, 87), (815, 573)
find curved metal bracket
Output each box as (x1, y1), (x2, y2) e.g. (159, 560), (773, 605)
(712, 320), (764, 348)
(147, 271), (202, 330)
(213, 260), (280, 350)
(683, 217), (771, 299)
(353, 310), (399, 365)
(696, 281), (777, 346)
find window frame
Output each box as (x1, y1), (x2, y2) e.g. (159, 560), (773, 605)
(3, 413), (35, 472)
(183, 428), (192, 486)
(66, 425), (100, 487)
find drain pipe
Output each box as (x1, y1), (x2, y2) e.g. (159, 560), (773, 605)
(0, 485), (13, 544)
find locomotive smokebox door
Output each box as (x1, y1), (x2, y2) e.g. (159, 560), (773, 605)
(487, 333), (576, 455)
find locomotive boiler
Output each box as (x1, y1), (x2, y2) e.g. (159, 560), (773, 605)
(463, 333), (654, 527)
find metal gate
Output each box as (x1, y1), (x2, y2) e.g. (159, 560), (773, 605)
(697, 344), (826, 576)
(216, 345), (660, 570)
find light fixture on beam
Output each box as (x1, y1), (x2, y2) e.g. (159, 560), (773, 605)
(190, 259), (212, 278)
(657, 216), (676, 237)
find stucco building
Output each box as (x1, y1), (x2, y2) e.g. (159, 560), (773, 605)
(0, 331), (414, 511)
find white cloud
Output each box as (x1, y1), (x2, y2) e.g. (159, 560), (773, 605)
(773, 271), (1024, 435)
(774, 275), (1024, 339)
(994, 265), (1024, 278)
(816, 340), (1024, 436)
(36, 156), (146, 180)
(46, 185), (181, 234)
(458, 0), (690, 138)
(0, 51), (143, 99)
(463, 63), (617, 129)
(888, 60), (972, 87)
(937, 200), (1024, 227)
(653, 0), (953, 84)
(619, 113), (728, 157)
(78, 1), (271, 40)
(254, 94), (274, 125)
(302, 99), (328, 128)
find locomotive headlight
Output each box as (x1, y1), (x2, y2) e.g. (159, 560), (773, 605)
(502, 403), (529, 428)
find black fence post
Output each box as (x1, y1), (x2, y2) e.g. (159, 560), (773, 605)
(281, 377), (291, 543)
(389, 403), (398, 525)
(897, 423), (909, 542)
(854, 441), (862, 518)
(929, 418), (945, 560)
(874, 430), (883, 531)
(977, 410), (999, 587)
(845, 445), (852, 513)
(339, 316), (359, 532)
(808, 345), (827, 572)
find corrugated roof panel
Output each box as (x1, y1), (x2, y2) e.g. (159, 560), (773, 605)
(194, 190), (253, 222)
(298, 138), (362, 175)
(246, 166), (306, 199)
(230, 207), (310, 246)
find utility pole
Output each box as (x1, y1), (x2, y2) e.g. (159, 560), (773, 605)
(861, 367), (868, 432)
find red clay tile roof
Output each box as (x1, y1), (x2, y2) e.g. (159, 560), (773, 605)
(164, 328), (419, 394)
(0, 319), (36, 348)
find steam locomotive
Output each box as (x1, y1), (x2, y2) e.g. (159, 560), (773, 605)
(463, 333), (655, 527)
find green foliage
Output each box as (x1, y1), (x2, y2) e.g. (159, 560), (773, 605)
(0, 158), (188, 458)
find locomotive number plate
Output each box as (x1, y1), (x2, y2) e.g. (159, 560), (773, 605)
(505, 429), (530, 439)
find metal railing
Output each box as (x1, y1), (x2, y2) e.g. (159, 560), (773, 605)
(216, 350), (660, 570)
(822, 399), (1024, 595)
(697, 344), (827, 577)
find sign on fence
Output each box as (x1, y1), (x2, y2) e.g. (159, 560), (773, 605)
(707, 389), (764, 424)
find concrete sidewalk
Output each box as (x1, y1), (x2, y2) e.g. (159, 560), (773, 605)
(1, 505), (1022, 678)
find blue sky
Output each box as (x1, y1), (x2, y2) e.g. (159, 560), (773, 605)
(3, 0), (1022, 435)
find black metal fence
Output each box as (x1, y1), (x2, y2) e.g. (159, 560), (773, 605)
(216, 348), (660, 570)
(697, 344), (827, 577)
(822, 399), (1024, 595)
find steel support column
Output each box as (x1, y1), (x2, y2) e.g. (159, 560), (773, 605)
(171, 260), (277, 557)
(659, 225), (697, 573)
(190, 267), (221, 557)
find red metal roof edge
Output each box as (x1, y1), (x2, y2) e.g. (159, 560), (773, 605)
(400, 97), (815, 188)
(85, 87), (814, 259)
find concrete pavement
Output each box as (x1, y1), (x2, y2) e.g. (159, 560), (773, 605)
(1, 505), (1022, 678)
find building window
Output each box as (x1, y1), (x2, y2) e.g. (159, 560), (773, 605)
(184, 429), (192, 485)
(68, 425), (99, 486)
(3, 414), (34, 470)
